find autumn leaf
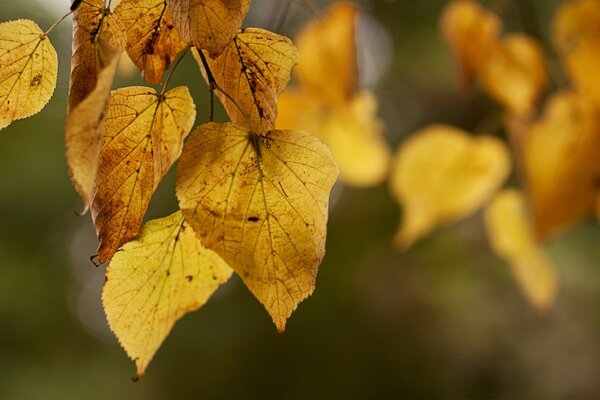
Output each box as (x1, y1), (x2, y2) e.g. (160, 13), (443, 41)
(66, 34), (121, 211)
(480, 34), (548, 116)
(69, 0), (126, 111)
(294, 2), (359, 107)
(114, 0), (187, 85)
(167, 0), (250, 58)
(484, 189), (558, 311)
(194, 28), (298, 132)
(277, 90), (390, 187)
(91, 86), (196, 263)
(390, 125), (510, 249)
(0, 20), (58, 130)
(440, 0), (501, 92)
(103, 211), (232, 379)
(553, 0), (600, 105)
(176, 123), (338, 331)
(521, 91), (600, 239)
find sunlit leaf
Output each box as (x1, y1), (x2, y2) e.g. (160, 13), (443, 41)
(103, 211), (232, 379)
(176, 123), (338, 331)
(277, 90), (390, 187)
(484, 189), (558, 311)
(294, 2), (359, 107)
(69, 0), (126, 111)
(114, 0), (187, 85)
(480, 34), (548, 116)
(167, 0), (250, 57)
(0, 20), (58, 130)
(521, 91), (600, 239)
(194, 28), (298, 133)
(553, 0), (600, 105)
(440, 0), (501, 91)
(390, 124), (510, 249)
(92, 86), (196, 263)
(66, 34), (121, 211)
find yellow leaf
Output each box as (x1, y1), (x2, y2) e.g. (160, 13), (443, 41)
(69, 0), (126, 111)
(193, 28), (298, 133)
(0, 20), (57, 130)
(484, 189), (558, 311)
(522, 91), (600, 239)
(277, 90), (390, 187)
(294, 2), (359, 107)
(114, 0), (187, 85)
(440, 0), (501, 91)
(66, 34), (121, 211)
(92, 86), (196, 263)
(103, 211), (232, 379)
(480, 34), (548, 116)
(553, 0), (600, 105)
(390, 125), (510, 249)
(176, 123), (338, 331)
(167, 0), (250, 58)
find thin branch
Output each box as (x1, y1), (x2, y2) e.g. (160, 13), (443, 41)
(44, 10), (73, 36)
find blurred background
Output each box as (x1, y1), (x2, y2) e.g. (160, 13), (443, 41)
(2, 0), (600, 398)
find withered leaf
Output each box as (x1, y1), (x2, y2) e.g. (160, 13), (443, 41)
(114, 0), (187, 85)
(92, 86), (196, 263)
(103, 211), (232, 379)
(0, 20), (58, 130)
(194, 28), (298, 133)
(176, 123), (338, 331)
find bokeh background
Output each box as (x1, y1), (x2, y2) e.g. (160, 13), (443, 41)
(2, 0), (600, 398)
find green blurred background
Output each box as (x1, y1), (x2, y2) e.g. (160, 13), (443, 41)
(2, 0), (600, 398)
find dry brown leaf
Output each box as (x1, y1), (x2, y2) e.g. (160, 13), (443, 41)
(553, 0), (600, 105)
(194, 28), (298, 133)
(103, 211), (232, 379)
(0, 20), (58, 130)
(114, 0), (187, 85)
(390, 124), (510, 249)
(440, 0), (501, 91)
(480, 34), (548, 116)
(167, 0), (250, 57)
(294, 2), (359, 107)
(522, 91), (600, 239)
(484, 189), (558, 311)
(92, 86), (196, 263)
(66, 34), (121, 211)
(69, 0), (126, 111)
(176, 123), (338, 331)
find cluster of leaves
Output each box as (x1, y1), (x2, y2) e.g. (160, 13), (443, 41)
(0, 0), (346, 378)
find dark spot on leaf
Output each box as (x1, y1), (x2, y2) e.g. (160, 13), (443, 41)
(247, 216), (259, 222)
(30, 74), (42, 87)
(186, 275), (193, 282)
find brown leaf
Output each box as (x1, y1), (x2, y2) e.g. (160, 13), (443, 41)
(114, 0), (187, 85)
(92, 86), (196, 263)
(176, 123), (338, 331)
(194, 28), (298, 133)
(168, 0), (250, 57)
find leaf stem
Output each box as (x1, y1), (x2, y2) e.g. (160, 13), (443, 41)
(161, 46), (191, 95)
(44, 10), (74, 36)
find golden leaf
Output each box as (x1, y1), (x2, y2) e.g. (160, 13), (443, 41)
(66, 34), (121, 211)
(0, 20), (57, 130)
(194, 28), (298, 133)
(176, 123), (338, 331)
(69, 0), (126, 111)
(92, 86), (196, 263)
(114, 0), (187, 85)
(440, 0), (501, 91)
(294, 2), (359, 107)
(277, 90), (390, 187)
(522, 91), (600, 239)
(390, 125), (510, 249)
(553, 0), (600, 105)
(167, 0), (250, 57)
(103, 211), (232, 379)
(484, 189), (558, 311)
(480, 34), (548, 116)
